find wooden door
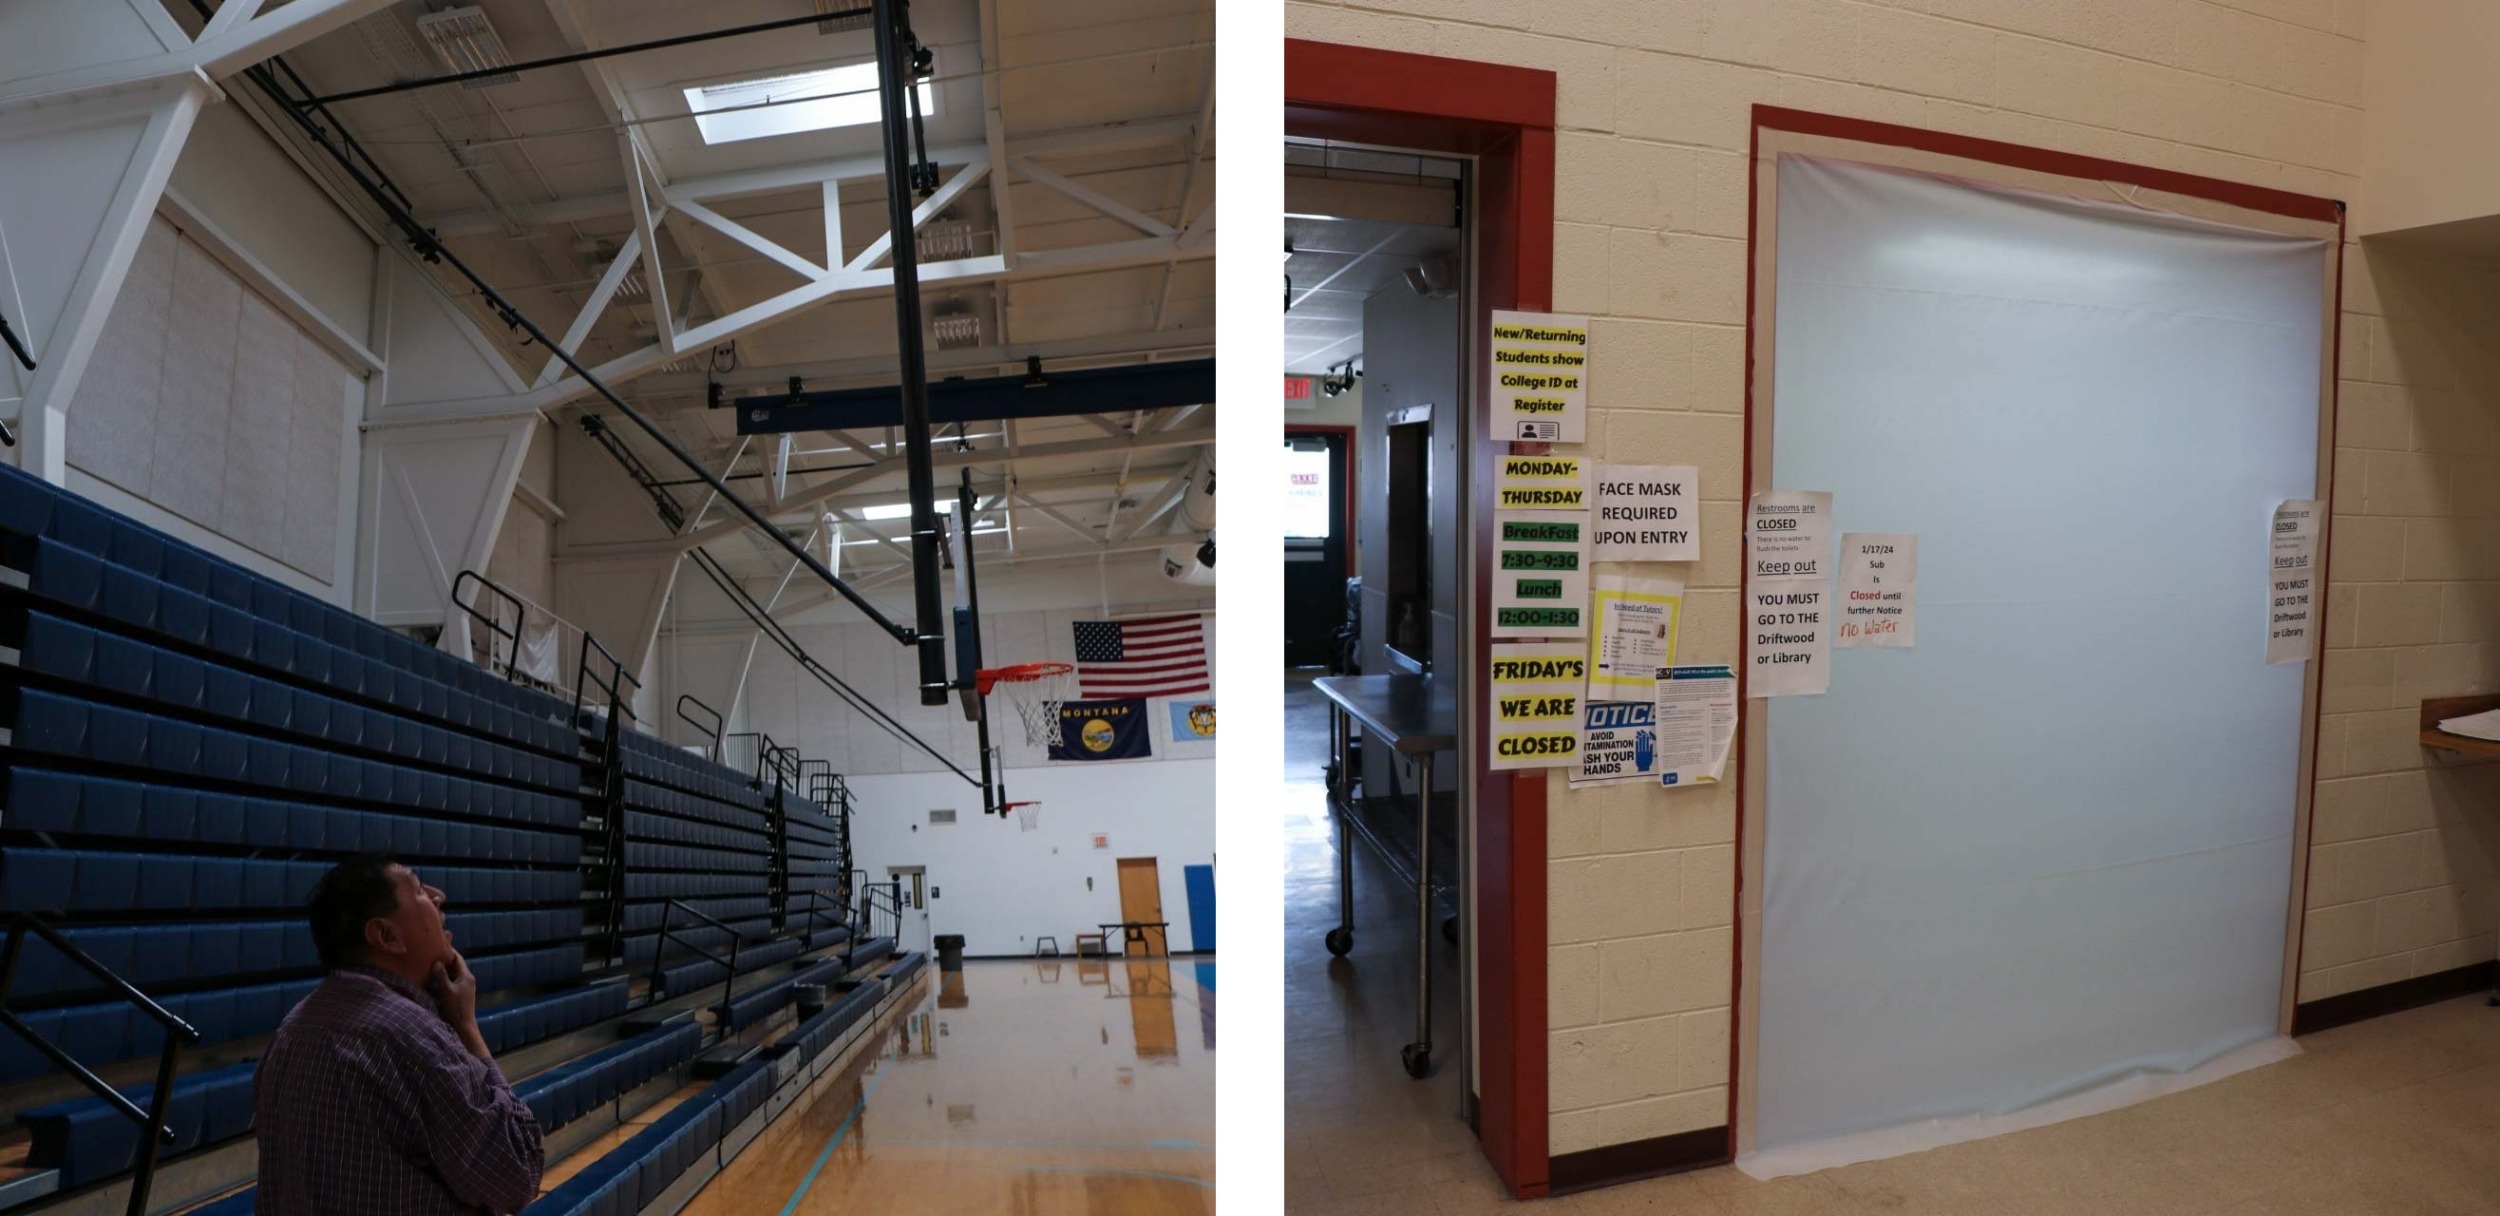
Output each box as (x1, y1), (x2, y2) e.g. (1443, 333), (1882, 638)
(1115, 858), (1164, 955)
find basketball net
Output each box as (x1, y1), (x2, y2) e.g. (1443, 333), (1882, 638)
(1005, 801), (1041, 832)
(978, 663), (1076, 748)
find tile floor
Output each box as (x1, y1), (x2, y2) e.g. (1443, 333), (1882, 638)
(1284, 673), (2500, 1215)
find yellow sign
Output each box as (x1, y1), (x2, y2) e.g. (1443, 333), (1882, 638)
(1587, 574), (1685, 699)
(1497, 454), (1589, 510)
(1489, 641), (1586, 770)
(1490, 310), (1590, 443)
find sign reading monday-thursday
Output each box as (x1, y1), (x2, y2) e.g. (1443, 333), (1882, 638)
(1490, 310), (1588, 443)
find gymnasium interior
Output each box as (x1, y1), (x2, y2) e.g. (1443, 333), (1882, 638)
(0, 0), (1214, 1212)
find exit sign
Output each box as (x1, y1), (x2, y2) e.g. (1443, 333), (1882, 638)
(1285, 376), (1314, 408)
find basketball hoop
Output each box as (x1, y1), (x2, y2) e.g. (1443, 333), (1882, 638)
(976, 662), (1076, 747)
(1003, 800), (1042, 832)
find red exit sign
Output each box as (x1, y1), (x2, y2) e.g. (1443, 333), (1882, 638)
(1285, 376), (1314, 402)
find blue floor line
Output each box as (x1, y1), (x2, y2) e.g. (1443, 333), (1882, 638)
(1012, 1165), (1215, 1190)
(776, 1061), (894, 1216)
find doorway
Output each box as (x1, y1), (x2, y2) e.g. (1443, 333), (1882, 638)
(1284, 428), (1350, 668)
(888, 865), (931, 956)
(1115, 857), (1166, 956)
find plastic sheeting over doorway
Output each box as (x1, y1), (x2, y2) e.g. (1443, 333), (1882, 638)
(1749, 155), (2328, 1173)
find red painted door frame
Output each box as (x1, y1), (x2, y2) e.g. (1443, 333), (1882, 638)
(1284, 423), (1359, 573)
(1288, 39), (1558, 1199)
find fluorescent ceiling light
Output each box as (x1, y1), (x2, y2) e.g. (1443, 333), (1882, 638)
(416, 6), (517, 88)
(684, 61), (934, 146)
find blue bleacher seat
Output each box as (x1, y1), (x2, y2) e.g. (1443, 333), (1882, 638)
(18, 1061), (256, 1189)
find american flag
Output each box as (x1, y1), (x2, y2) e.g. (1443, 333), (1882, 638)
(1072, 614), (1210, 699)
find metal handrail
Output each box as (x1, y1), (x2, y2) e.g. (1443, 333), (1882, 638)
(449, 570), (526, 682)
(1, 914), (204, 1216)
(574, 632), (641, 724)
(856, 880), (904, 944)
(645, 899), (754, 1034)
(675, 694), (724, 764)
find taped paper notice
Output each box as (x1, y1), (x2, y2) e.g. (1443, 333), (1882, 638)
(1571, 700), (1659, 788)
(1490, 310), (1588, 443)
(1494, 510), (1591, 638)
(1747, 490), (1831, 582)
(1593, 464), (1699, 562)
(1489, 642), (1586, 770)
(1497, 454), (1590, 510)
(1748, 491), (1833, 697)
(1655, 664), (1737, 787)
(1588, 573), (1684, 699)
(1835, 533), (1916, 649)
(2267, 499), (2321, 665)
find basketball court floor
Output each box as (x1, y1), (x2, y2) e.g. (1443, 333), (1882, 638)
(666, 959), (1215, 1213)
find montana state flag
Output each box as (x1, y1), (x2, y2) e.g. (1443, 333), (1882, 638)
(1049, 698), (1152, 761)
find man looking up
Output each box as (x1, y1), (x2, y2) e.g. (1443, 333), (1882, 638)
(254, 856), (543, 1215)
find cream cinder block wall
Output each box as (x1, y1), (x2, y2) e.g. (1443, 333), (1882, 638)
(2301, 243), (2500, 1002)
(1287, 0), (2370, 1157)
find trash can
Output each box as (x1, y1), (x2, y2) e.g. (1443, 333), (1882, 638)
(934, 934), (966, 972)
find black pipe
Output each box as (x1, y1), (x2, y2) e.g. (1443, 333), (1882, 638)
(874, 0), (952, 707)
(302, 7), (875, 105)
(735, 358), (1216, 433)
(246, 64), (921, 649)
(959, 469), (998, 813)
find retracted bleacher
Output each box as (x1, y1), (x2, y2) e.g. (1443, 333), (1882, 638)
(0, 464), (905, 1215)
(0, 463), (602, 1202)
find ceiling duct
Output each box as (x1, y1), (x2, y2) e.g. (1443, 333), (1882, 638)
(1404, 254), (1458, 298)
(815, 0), (871, 33)
(415, 6), (518, 89)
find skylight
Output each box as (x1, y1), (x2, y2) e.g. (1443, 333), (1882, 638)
(684, 61), (934, 145)
(855, 498), (957, 522)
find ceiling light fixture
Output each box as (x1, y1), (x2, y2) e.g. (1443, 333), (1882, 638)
(415, 6), (518, 89)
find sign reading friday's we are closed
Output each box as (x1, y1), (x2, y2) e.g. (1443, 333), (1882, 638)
(1490, 310), (1588, 443)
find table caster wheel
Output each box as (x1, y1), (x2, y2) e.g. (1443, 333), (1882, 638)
(1402, 1043), (1431, 1078)
(1442, 914), (1458, 945)
(1325, 927), (1353, 956)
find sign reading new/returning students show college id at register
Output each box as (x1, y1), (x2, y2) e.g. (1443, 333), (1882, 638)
(1497, 453), (1589, 509)
(1489, 642), (1585, 770)
(1493, 510), (1591, 638)
(1489, 310), (1588, 443)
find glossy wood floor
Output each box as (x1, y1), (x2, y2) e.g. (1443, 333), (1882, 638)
(686, 957), (1216, 1214)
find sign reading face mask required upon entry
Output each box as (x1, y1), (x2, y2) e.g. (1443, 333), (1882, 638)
(1593, 464), (1698, 562)
(1490, 310), (1588, 443)
(1493, 509), (1590, 638)
(1489, 642), (1584, 770)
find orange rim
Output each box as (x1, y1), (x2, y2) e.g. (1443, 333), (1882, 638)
(976, 662), (1074, 696)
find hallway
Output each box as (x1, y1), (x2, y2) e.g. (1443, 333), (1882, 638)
(1284, 670), (1506, 1212)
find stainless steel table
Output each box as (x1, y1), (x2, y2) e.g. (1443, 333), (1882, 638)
(1313, 674), (1460, 1086)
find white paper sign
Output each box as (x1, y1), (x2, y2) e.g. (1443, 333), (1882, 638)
(1835, 533), (1916, 649)
(1593, 464), (1699, 562)
(1747, 491), (1833, 696)
(1655, 664), (1738, 787)
(1587, 573), (1684, 700)
(1493, 509), (1590, 638)
(1497, 453), (1590, 510)
(1570, 700), (1659, 788)
(2267, 499), (2321, 665)
(1489, 642), (1586, 770)
(1747, 490), (1832, 582)
(1490, 310), (1589, 443)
